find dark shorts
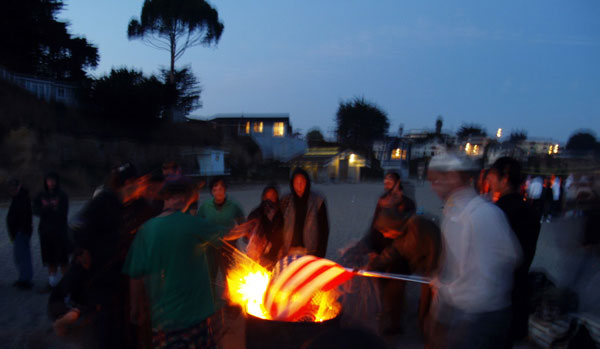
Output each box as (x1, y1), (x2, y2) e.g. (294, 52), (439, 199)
(152, 317), (216, 349)
(39, 229), (70, 266)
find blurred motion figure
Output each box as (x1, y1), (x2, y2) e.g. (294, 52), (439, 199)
(425, 153), (522, 349)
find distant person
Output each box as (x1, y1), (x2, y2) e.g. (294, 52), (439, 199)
(123, 177), (240, 348)
(33, 172), (70, 289)
(487, 157), (541, 343)
(541, 177), (553, 222)
(527, 175), (544, 217)
(280, 168), (329, 258)
(425, 153), (521, 349)
(551, 175), (562, 218)
(6, 179), (34, 290)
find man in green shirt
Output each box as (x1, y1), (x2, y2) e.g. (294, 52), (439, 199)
(123, 177), (241, 348)
(197, 178), (245, 308)
(197, 177), (245, 230)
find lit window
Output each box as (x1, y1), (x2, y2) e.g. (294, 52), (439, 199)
(391, 148), (402, 159)
(245, 121), (250, 134)
(273, 122), (285, 137)
(253, 122), (263, 133)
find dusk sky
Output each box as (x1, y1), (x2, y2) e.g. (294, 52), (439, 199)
(60, 0), (600, 143)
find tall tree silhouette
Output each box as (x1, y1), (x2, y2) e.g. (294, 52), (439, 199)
(128, 0), (224, 84)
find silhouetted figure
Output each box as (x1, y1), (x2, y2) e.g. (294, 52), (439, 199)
(6, 179), (34, 289)
(487, 157), (541, 343)
(33, 172), (69, 288)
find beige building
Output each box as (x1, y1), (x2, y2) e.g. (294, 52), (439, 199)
(289, 147), (368, 183)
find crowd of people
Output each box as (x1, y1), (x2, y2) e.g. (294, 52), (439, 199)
(5, 154), (599, 348)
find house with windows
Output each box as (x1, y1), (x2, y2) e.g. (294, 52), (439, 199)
(289, 147), (368, 183)
(210, 113), (307, 161)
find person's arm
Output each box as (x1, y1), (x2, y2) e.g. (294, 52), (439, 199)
(316, 201), (329, 258)
(129, 278), (150, 325)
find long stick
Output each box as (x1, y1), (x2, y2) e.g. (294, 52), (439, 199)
(346, 268), (431, 284)
(218, 238), (431, 284)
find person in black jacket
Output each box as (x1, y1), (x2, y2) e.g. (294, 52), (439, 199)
(7, 179), (34, 289)
(244, 185), (284, 268)
(49, 163), (156, 348)
(33, 172), (70, 288)
(487, 157), (541, 343)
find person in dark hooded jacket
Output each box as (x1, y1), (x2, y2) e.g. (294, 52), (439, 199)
(242, 185), (284, 268)
(279, 168), (329, 258)
(33, 172), (69, 288)
(7, 179), (34, 289)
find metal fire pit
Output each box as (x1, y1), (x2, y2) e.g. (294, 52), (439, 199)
(245, 314), (341, 349)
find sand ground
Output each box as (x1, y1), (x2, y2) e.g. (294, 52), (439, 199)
(0, 181), (598, 348)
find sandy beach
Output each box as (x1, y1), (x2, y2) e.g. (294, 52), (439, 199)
(1, 181), (598, 348)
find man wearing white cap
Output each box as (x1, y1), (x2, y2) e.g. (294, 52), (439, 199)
(425, 153), (522, 349)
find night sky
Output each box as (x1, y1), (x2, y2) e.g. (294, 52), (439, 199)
(61, 0), (600, 142)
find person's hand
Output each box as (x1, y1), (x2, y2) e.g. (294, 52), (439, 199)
(53, 309), (79, 337)
(380, 228), (402, 239)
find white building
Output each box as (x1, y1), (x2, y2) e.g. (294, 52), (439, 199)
(211, 114), (307, 162)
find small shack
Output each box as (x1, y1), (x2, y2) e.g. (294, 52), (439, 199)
(289, 147), (368, 183)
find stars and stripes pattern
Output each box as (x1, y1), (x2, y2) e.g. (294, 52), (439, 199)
(263, 254), (354, 321)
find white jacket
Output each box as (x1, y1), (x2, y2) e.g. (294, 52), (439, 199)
(433, 187), (522, 313)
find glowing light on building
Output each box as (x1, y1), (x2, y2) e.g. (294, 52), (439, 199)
(273, 122), (285, 137)
(465, 143), (471, 154)
(497, 128), (502, 138)
(473, 144), (479, 155)
(553, 144), (559, 154)
(349, 153), (356, 164)
(548, 145), (553, 155)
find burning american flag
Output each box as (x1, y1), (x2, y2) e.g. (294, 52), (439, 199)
(263, 255), (354, 322)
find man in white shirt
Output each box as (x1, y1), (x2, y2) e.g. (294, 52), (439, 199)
(425, 153), (522, 349)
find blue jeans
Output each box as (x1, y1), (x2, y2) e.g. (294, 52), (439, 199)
(13, 232), (33, 282)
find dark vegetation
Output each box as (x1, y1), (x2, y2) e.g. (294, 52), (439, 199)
(0, 1), (265, 198)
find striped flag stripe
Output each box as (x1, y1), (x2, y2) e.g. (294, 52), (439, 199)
(264, 255), (356, 321)
(271, 263), (337, 318)
(277, 266), (349, 320)
(263, 255), (320, 311)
